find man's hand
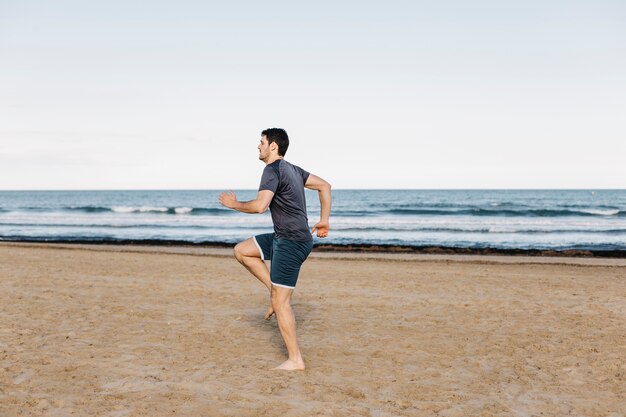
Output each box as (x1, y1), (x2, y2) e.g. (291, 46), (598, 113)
(218, 191), (238, 209)
(311, 221), (329, 238)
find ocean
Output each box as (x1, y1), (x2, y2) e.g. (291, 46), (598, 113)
(0, 189), (625, 252)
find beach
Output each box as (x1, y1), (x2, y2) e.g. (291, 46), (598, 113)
(1, 243), (624, 417)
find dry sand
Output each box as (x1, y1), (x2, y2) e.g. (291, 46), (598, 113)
(0, 243), (624, 417)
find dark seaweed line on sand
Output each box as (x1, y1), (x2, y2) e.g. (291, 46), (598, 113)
(2, 238), (625, 258)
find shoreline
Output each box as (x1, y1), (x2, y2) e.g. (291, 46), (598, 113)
(1, 237), (625, 258)
(2, 241), (626, 267)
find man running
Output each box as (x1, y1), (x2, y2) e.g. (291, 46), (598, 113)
(218, 128), (332, 371)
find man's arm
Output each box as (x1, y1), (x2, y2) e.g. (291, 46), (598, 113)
(218, 190), (274, 214)
(305, 174), (332, 237)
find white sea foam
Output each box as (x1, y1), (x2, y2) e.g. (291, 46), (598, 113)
(112, 206), (168, 213)
(139, 206), (168, 212)
(175, 207), (193, 214)
(112, 206), (135, 213)
(579, 209), (619, 216)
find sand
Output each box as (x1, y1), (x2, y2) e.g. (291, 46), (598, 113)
(0, 243), (624, 417)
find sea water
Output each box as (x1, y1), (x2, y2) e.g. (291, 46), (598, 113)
(0, 189), (624, 250)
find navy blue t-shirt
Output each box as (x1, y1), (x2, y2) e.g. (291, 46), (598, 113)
(259, 159), (311, 242)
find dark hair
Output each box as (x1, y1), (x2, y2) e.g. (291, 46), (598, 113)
(261, 128), (289, 156)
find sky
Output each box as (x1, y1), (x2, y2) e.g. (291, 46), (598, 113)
(1, 0), (625, 190)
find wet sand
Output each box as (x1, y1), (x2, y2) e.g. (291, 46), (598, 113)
(1, 243), (624, 416)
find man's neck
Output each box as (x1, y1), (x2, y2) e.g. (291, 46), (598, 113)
(264, 155), (283, 165)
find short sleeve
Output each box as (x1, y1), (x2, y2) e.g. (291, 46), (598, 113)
(295, 165), (310, 185)
(259, 165), (279, 192)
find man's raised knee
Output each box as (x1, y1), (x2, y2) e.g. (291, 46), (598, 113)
(233, 243), (244, 263)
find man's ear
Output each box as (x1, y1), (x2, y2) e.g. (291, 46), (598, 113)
(269, 142), (277, 152)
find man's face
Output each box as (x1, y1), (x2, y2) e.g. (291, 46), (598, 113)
(258, 136), (270, 160)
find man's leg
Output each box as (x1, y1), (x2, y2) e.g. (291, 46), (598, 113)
(271, 285), (305, 371)
(233, 238), (274, 319)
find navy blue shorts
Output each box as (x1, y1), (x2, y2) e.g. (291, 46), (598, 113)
(253, 233), (313, 289)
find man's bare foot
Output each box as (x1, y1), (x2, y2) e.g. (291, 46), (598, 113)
(264, 305), (274, 320)
(273, 358), (305, 371)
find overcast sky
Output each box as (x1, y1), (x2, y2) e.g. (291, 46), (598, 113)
(1, 0), (625, 190)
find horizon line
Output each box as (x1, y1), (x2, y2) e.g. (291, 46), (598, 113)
(0, 188), (623, 192)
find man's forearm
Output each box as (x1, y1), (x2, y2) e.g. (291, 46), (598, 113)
(318, 186), (332, 221)
(232, 200), (265, 214)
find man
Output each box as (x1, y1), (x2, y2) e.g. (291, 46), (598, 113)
(218, 128), (332, 371)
